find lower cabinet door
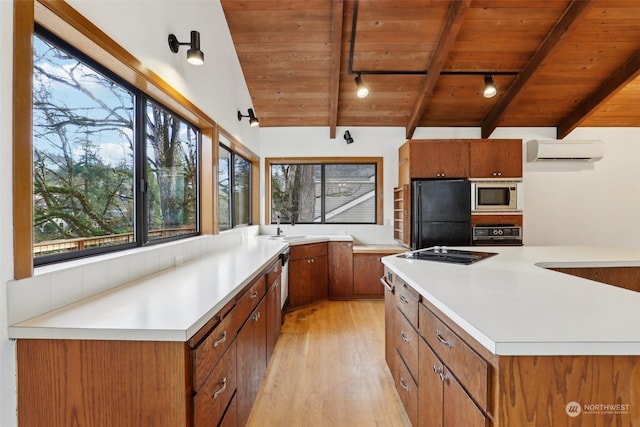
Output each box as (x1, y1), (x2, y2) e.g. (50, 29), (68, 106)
(443, 366), (489, 427)
(236, 299), (267, 427)
(395, 352), (418, 426)
(418, 338), (443, 427)
(194, 340), (237, 427)
(218, 393), (237, 427)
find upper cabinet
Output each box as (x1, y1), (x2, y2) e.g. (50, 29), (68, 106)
(402, 140), (470, 179)
(399, 139), (522, 185)
(469, 139), (522, 179)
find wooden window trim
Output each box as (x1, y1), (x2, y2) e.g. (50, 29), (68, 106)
(219, 128), (260, 228)
(12, 0), (257, 278)
(264, 157), (384, 225)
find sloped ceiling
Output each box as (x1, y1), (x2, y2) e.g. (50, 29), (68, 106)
(221, 0), (640, 139)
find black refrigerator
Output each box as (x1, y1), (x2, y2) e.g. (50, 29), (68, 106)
(411, 179), (471, 250)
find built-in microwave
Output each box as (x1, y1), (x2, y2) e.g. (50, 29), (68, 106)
(471, 180), (523, 212)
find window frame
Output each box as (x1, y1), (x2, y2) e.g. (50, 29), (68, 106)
(218, 143), (253, 230)
(31, 27), (201, 266)
(265, 157), (384, 225)
(13, 0), (226, 278)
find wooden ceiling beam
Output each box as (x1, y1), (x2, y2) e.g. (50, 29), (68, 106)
(405, 0), (471, 139)
(480, 0), (595, 139)
(328, 0), (344, 139)
(557, 49), (640, 139)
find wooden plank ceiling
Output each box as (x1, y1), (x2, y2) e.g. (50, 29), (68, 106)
(220, 0), (640, 139)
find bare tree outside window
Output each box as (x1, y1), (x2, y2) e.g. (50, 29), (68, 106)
(270, 163), (375, 224)
(32, 31), (198, 262)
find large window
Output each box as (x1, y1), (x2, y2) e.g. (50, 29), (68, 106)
(268, 159), (382, 224)
(218, 145), (251, 230)
(32, 28), (199, 264)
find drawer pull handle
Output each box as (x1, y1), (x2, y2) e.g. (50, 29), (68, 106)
(252, 311), (261, 321)
(435, 330), (452, 348)
(250, 290), (259, 299)
(399, 377), (410, 392)
(439, 372), (448, 383)
(400, 331), (410, 343)
(213, 331), (227, 348)
(432, 365), (443, 374)
(399, 294), (409, 304)
(212, 377), (227, 399)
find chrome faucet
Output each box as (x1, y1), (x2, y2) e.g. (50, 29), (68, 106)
(276, 214), (282, 236)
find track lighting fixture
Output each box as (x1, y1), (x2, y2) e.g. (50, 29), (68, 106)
(483, 74), (497, 98)
(237, 108), (260, 127)
(168, 31), (204, 65)
(355, 74), (369, 98)
(343, 130), (354, 144)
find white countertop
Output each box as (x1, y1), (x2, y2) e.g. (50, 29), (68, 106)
(9, 238), (288, 342)
(382, 246), (640, 356)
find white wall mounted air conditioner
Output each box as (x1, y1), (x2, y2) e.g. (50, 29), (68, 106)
(526, 139), (604, 162)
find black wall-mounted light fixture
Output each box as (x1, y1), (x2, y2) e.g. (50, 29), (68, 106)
(238, 108), (260, 127)
(483, 75), (497, 98)
(168, 30), (204, 65)
(344, 130), (354, 144)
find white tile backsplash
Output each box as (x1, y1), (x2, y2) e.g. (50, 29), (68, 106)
(7, 227), (259, 325)
(7, 274), (51, 325)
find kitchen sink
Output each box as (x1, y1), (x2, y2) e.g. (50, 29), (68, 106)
(269, 235), (309, 241)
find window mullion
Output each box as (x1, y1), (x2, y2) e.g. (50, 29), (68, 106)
(135, 96), (147, 246)
(320, 164), (326, 224)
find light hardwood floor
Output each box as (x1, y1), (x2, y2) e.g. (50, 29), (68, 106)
(247, 300), (410, 427)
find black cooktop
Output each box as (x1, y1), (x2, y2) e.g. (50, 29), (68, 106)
(398, 247), (497, 265)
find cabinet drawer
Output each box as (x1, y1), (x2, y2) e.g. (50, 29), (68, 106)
(233, 275), (267, 333)
(395, 280), (419, 327)
(194, 340), (237, 427)
(395, 351), (418, 427)
(395, 308), (419, 381)
(192, 305), (237, 391)
(290, 242), (327, 260)
(266, 259), (281, 287)
(419, 303), (489, 410)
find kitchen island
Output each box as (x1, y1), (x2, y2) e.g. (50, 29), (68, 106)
(382, 245), (640, 426)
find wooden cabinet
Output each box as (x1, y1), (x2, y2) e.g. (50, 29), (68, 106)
(418, 303), (489, 427)
(393, 185), (410, 247)
(16, 255), (285, 427)
(328, 241), (354, 298)
(353, 253), (386, 298)
(384, 265), (640, 426)
(236, 298), (267, 427)
(194, 340), (237, 427)
(385, 266), (490, 427)
(402, 139), (470, 179)
(469, 139), (522, 178)
(392, 275), (421, 427)
(289, 242), (328, 309)
(419, 339), (487, 427)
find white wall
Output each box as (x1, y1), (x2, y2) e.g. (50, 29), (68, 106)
(1, 2), (15, 426)
(259, 126), (640, 250)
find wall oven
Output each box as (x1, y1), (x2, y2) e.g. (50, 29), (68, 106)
(471, 180), (522, 212)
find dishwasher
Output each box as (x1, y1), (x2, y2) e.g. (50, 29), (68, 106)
(279, 248), (290, 310)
